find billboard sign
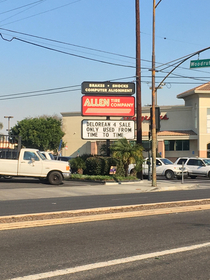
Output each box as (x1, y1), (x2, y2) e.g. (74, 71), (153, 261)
(82, 95), (135, 116)
(81, 81), (135, 95)
(81, 120), (135, 140)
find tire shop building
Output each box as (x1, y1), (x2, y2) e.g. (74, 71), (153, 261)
(61, 82), (210, 162)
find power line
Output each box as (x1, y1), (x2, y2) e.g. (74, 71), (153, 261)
(0, 33), (136, 68)
(0, 88), (81, 101)
(0, 0), (47, 24)
(0, 0), (82, 27)
(0, 0), (46, 15)
(0, 27), (137, 61)
(0, 85), (80, 98)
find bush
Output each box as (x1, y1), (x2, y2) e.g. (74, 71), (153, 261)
(85, 157), (103, 175)
(85, 156), (119, 176)
(115, 160), (126, 177)
(70, 157), (86, 174)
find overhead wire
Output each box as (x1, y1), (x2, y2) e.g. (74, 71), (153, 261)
(0, 27), (137, 61)
(0, 0), (47, 24)
(0, 0), (82, 27)
(0, 0), (46, 15)
(0, 33), (136, 68)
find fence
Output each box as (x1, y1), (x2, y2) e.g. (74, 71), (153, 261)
(0, 135), (21, 159)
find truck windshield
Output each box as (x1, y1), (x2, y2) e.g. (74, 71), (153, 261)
(203, 159), (210, 166)
(49, 153), (54, 160)
(37, 151), (46, 160)
(161, 158), (173, 165)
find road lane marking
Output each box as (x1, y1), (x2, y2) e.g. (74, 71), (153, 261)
(9, 242), (210, 280)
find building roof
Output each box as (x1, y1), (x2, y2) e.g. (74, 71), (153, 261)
(157, 130), (197, 136)
(142, 130), (197, 137)
(177, 81), (210, 99)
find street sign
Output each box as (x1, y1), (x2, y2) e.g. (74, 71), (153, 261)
(81, 120), (135, 140)
(190, 59), (210, 68)
(82, 95), (135, 116)
(81, 81), (135, 95)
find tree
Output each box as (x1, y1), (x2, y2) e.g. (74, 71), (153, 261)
(110, 138), (144, 177)
(10, 116), (64, 151)
(0, 122), (3, 130)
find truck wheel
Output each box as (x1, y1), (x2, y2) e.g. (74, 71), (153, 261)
(165, 170), (175, 180)
(3, 176), (12, 179)
(48, 171), (63, 185)
(130, 169), (136, 176)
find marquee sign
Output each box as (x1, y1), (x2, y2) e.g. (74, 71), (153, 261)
(81, 120), (135, 140)
(81, 81), (135, 95)
(82, 96), (135, 116)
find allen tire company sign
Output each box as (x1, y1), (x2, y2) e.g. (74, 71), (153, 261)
(81, 81), (135, 140)
(82, 95), (135, 116)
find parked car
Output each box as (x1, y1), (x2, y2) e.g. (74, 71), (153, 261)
(54, 156), (71, 162)
(174, 157), (210, 178)
(40, 151), (55, 160)
(129, 157), (187, 180)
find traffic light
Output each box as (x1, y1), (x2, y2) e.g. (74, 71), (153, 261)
(150, 106), (160, 132)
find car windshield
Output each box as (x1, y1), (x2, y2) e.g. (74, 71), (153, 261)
(160, 158), (173, 165)
(49, 153), (54, 160)
(203, 159), (210, 166)
(37, 151), (46, 160)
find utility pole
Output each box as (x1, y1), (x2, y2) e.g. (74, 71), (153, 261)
(136, 0), (142, 179)
(151, 0), (157, 187)
(136, 0), (142, 146)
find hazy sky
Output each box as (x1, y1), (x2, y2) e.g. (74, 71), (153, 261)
(0, 0), (210, 132)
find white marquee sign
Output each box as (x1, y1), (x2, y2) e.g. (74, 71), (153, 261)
(81, 120), (135, 140)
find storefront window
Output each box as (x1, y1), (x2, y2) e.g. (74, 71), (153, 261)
(183, 140), (190, 150)
(165, 140), (189, 151)
(165, 140), (175, 151)
(176, 140), (182, 151)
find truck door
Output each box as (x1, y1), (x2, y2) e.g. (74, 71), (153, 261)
(18, 151), (43, 176)
(156, 159), (165, 175)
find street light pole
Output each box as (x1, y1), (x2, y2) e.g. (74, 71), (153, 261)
(4, 116), (13, 135)
(151, 0), (157, 187)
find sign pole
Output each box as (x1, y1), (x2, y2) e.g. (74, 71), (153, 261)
(106, 116), (110, 156)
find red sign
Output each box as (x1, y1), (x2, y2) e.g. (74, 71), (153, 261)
(123, 114), (169, 121)
(82, 96), (135, 116)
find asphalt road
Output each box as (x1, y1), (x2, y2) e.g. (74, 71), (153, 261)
(0, 177), (210, 216)
(1, 209), (210, 279)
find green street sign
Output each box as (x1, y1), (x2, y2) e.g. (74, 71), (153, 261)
(190, 59), (210, 68)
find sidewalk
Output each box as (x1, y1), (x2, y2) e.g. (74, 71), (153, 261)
(0, 179), (207, 201)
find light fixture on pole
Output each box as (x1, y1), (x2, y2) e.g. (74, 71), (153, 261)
(4, 116), (13, 134)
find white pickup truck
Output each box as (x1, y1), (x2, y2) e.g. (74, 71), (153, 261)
(0, 148), (71, 185)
